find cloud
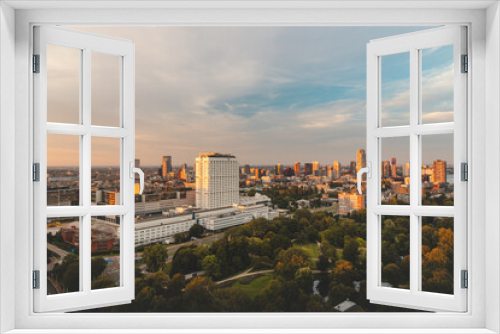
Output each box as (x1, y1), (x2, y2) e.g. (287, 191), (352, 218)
(50, 26), (435, 166)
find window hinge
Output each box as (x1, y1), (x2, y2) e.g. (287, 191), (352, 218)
(461, 54), (468, 73)
(33, 54), (40, 73)
(461, 270), (468, 289)
(33, 163), (40, 182)
(461, 162), (468, 181)
(33, 270), (40, 289)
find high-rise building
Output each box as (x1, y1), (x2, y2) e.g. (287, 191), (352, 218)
(178, 163), (188, 181)
(255, 168), (261, 179)
(333, 161), (341, 180)
(391, 157), (397, 177)
(356, 149), (366, 174)
(275, 163), (282, 175)
(162, 156), (172, 178)
(382, 161), (391, 177)
(283, 167), (294, 177)
(349, 161), (356, 175)
(304, 163), (313, 176)
(433, 160), (447, 183)
(312, 161), (320, 175)
(195, 153), (239, 210)
(403, 162), (410, 177)
(244, 164), (251, 175)
(294, 162), (301, 176)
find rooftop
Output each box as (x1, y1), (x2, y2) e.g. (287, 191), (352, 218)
(198, 152), (235, 158)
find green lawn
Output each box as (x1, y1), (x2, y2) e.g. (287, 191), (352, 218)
(231, 275), (273, 299)
(292, 242), (320, 259)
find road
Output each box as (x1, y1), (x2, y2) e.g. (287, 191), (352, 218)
(167, 234), (224, 256)
(47, 243), (69, 258)
(136, 233), (225, 259)
(216, 268), (273, 285)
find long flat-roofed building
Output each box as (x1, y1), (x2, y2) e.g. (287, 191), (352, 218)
(195, 152), (239, 210)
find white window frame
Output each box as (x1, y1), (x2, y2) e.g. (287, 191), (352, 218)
(366, 26), (467, 312)
(0, 1), (499, 333)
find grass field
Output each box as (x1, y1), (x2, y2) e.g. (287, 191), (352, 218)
(292, 242), (320, 259)
(231, 275), (273, 299)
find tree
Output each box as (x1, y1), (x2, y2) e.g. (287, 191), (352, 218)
(382, 263), (401, 287)
(166, 273), (186, 297)
(248, 188), (257, 197)
(143, 244), (168, 272)
(332, 261), (354, 286)
(91, 256), (107, 280)
(202, 255), (222, 279)
(317, 255), (330, 271)
(171, 246), (200, 274)
(60, 262), (80, 292)
(275, 248), (310, 279)
(189, 224), (204, 239)
(343, 238), (360, 263)
(91, 278), (115, 290)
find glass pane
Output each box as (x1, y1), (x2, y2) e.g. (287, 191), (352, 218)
(47, 45), (81, 124)
(381, 52), (410, 127)
(91, 137), (121, 206)
(421, 134), (454, 206)
(91, 216), (121, 290)
(421, 45), (454, 124)
(91, 52), (121, 127)
(47, 216), (81, 295)
(421, 216), (454, 294)
(381, 215), (410, 290)
(47, 134), (80, 206)
(381, 137), (410, 205)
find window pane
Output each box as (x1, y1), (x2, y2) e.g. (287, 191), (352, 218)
(421, 134), (454, 206)
(47, 217), (81, 295)
(381, 52), (410, 127)
(47, 134), (80, 206)
(47, 45), (81, 124)
(421, 216), (454, 294)
(91, 52), (121, 127)
(421, 45), (454, 124)
(91, 216), (121, 290)
(91, 137), (121, 205)
(381, 215), (410, 290)
(381, 137), (410, 205)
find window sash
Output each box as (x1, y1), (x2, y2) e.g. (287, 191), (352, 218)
(366, 26), (468, 312)
(33, 26), (136, 313)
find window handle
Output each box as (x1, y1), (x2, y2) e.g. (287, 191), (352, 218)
(129, 161), (145, 195)
(357, 162), (371, 194)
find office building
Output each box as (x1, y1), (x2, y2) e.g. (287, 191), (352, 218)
(162, 155), (172, 178)
(391, 157), (397, 177)
(275, 163), (282, 175)
(304, 163), (313, 176)
(433, 160), (447, 183)
(349, 161), (356, 175)
(338, 192), (366, 215)
(195, 152), (239, 210)
(333, 161), (341, 180)
(312, 161), (320, 175)
(294, 162), (301, 176)
(356, 149), (366, 174)
(403, 162), (410, 177)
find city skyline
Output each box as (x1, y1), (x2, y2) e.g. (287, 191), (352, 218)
(47, 26), (454, 166)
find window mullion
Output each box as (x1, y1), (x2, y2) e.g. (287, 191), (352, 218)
(82, 48), (92, 294)
(409, 47), (420, 294)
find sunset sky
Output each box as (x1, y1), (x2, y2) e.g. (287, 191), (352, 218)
(47, 26), (454, 167)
